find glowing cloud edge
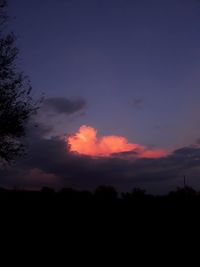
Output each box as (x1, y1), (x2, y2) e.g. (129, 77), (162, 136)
(66, 125), (167, 159)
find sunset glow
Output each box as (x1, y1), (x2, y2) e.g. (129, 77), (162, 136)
(67, 125), (167, 158)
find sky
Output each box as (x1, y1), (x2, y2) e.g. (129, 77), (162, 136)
(2, 0), (200, 193)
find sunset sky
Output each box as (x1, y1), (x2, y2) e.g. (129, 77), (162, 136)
(2, 0), (200, 193)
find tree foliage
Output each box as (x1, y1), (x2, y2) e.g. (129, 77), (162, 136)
(0, 0), (37, 163)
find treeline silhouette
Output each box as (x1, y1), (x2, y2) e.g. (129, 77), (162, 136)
(0, 185), (200, 207)
(1, 185), (200, 231)
(1, 185), (200, 236)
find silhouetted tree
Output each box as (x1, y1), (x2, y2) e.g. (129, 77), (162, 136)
(0, 0), (37, 163)
(122, 188), (146, 201)
(60, 188), (78, 201)
(78, 190), (93, 201)
(94, 185), (118, 201)
(41, 187), (55, 194)
(168, 186), (197, 199)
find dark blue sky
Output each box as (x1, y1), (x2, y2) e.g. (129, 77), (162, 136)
(2, 0), (200, 193)
(9, 0), (200, 150)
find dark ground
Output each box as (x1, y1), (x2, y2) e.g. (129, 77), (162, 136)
(0, 185), (199, 260)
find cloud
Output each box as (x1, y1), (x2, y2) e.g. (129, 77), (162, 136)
(1, 123), (200, 193)
(132, 98), (144, 108)
(27, 121), (54, 138)
(67, 125), (167, 158)
(43, 97), (87, 115)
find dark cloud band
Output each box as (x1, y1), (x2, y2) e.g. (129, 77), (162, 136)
(1, 122), (200, 194)
(43, 97), (87, 115)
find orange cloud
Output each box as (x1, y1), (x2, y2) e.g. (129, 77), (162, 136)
(67, 125), (167, 158)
